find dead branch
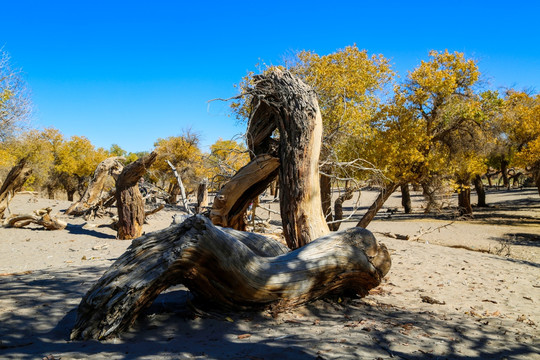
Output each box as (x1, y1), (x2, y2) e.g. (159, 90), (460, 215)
(4, 207), (67, 230)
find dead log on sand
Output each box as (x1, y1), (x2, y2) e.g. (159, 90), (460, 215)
(70, 215), (390, 340)
(4, 207), (67, 230)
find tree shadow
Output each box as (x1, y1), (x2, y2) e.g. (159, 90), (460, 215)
(65, 223), (116, 239)
(1, 262), (539, 359)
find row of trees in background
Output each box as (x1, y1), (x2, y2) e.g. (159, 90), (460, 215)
(0, 128), (249, 203)
(1, 46), (539, 226)
(233, 46), (540, 220)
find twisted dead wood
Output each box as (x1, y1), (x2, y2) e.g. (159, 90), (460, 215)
(71, 215), (390, 340)
(66, 157), (124, 216)
(4, 207), (67, 230)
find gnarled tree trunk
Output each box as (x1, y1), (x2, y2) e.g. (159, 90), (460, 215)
(330, 186), (356, 231)
(0, 157), (32, 218)
(66, 157), (124, 216)
(473, 175), (487, 207)
(401, 183), (412, 214)
(71, 69), (392, 341)
(70, 215), (390, 340)
(250, 69), (329, 249)
(116, 152), (157, 240)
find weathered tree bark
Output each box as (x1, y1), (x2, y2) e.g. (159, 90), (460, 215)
(400, 183), (412, 214)
(3, 207), (67, 230)
(330, 186), (356, 231)
(70, 215), (391, 340)
(500, 158), (510, 189)
(0, 157), (32, 218)
(458, 185), (473, 216)
(320, 170), (333, 223)
(66, 157), (124, 216)
(250, 69), (329, 249)
(473, 175), (487, 207)
(116, 152), (157, 240)
(421, 180), (441, 213)
(210, 154), (279, 230)
(357, 182), (399, 228)
(196, 178), (208, 213)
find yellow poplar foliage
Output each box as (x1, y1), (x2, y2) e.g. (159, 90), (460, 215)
(0, 128), (64, 189)
(363, 50), (485, 184)
(207, 138), (249, 187)
(502, 91), (540, 169)
(291, 45), (394, 156)
(55, 135), (108, 179)
(153, 134), (205, 192)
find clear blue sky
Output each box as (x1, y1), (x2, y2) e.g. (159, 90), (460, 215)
(1, 0), (539, 153)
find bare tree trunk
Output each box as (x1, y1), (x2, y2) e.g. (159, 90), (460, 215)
(501, 159), (510, 189)
(250, 69), (329, 249)
(357, 182), (398, 228)
(473, 175), (487, 207)
(458, 185), (473, 216)
(66, 157), (124, 215)
(167, 160), (193, 214)
(116, 152), (157, 240)
(196, 178), (208, 213)
(0, 157), (32, 218)
(71, 215), (391, 340)
(167, 182), (179, 205)
(421, 180), (441, 213)
(331, 186), (355, 231)
(320, 171), (333, 223)
(400, 183), (412, 214)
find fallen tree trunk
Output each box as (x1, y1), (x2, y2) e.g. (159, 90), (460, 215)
(71, 215), (390, 340)
(4, 207), (67, 230)
(0, 157), (33, 218)
(66, 157), (124, 216)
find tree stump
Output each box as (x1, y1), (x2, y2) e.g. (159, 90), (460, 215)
(116, 152), (157, 240)
(70, 215), (390, 340)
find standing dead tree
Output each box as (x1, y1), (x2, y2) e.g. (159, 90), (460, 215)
(166, 160), (193, 214)
(70, 69), (391, 340)
(0, 157), (32, 218)
(65, 157), (125, 216)
(116, 152), (157, 240)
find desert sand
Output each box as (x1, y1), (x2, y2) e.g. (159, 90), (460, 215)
(0, 188), (539, 359)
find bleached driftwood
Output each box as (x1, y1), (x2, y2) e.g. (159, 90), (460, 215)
(4, 207), (67, 230)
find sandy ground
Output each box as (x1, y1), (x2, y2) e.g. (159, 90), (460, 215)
(0, 188), (539, 359)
